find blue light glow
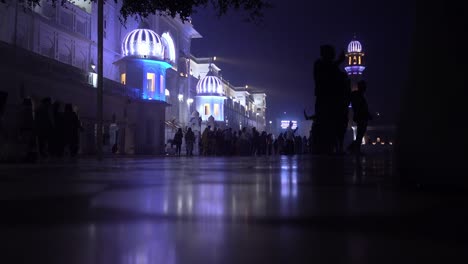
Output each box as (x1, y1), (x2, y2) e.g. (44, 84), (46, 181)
(345, 65), (366, 75)
(136, 59), (171, 101)
(140, 59), (172, 69)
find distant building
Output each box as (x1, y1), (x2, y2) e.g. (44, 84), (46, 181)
(345, 36), (366, 91)
(344, 36), (395, 145)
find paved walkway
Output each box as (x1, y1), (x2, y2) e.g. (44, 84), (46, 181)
(0, 153), (467, 263)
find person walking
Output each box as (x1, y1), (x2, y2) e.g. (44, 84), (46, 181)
(349, 80), (372, 155)
(185, 127), (195, 156)
(173, 128), (183, 156)
(63, 104), (82, 158)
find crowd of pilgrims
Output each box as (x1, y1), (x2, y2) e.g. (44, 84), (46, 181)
(170, 121), (308, 157)
(15, 97), (82, 161)
(171, 43), (372, 157)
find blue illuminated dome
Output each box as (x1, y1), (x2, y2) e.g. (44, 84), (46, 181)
(347, 40), (362, 53)
(122, 27), (164, 59)
(196, 72), (225, 96)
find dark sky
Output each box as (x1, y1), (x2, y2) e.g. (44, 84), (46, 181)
(191, 0), (416, 124)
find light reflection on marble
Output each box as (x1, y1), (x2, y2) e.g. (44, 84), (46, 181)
(2, 155), (458, 263)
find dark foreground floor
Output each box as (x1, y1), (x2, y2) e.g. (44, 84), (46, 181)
(0, 151), (467, 263)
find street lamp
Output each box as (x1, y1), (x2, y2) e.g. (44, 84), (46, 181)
(178, 94), (184, 102)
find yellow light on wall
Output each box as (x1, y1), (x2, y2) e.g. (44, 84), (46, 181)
(120, 73), (126, 85)
(214, 104), (220, 117)
(147, 73), (155, 92)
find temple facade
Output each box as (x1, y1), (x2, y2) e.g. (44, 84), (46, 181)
(0, 0), (268, 156)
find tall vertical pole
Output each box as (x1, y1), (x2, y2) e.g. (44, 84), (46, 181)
(13, 0), (18, 46)
(96, 0), (104, 160)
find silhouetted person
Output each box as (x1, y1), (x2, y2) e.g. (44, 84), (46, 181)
(251, 127), (260, 156)
(304, 109), (318, 154)
(50, 101), (64, 157)
(313, 45), (346, 154)
(349, 80), (372, 154)
(201, 126), (210, 156)
(259, 131), (267, 155)
(35, 97), (54, 158)
(185, 127), (195, 156)
(173, 128), (183, 156)
(285, 121), (298, 155)
(63, 104), (81, 157)
(335, 74), (351, 154)
(267, 133), (273, 155)
(223, 128), (233, 156)
(19, 98), (36, 162)
(277, 132), (285, 154)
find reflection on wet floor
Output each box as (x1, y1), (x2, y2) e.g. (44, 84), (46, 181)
(1, 154), (466, 263)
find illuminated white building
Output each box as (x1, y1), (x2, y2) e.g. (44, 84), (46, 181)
(0, 0), (268, 155)
(188, 57), (267, 132)
(0, 0), (201, 154)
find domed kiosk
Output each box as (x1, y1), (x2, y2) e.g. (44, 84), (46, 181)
(195, 70), (226, 122)
(114, 22), (173, 155)
(345, 36), (366, 91)
(115, 23), (172, 101)
(345, 37), (366, 76)
(347, 40), (363, 53)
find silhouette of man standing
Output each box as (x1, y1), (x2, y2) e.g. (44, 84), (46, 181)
(349, 80), (372, 154)
(313, 45), (347, 154)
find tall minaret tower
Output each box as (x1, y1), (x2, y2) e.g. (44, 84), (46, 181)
(345, 36), (366, 91)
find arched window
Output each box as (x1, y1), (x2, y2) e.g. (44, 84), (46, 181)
(161, 32), (176, 62)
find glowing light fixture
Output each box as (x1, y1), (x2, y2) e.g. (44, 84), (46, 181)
(178, 94), (184, 102)
(122, 28), (163, 59)
(196, 75), (224, 95)
(347, 40), (363, 53)
(281, 120), (297, 129)
(161, 32), (176, 62)
(165, 89), (170, 96)
(187, 98), (194, 104)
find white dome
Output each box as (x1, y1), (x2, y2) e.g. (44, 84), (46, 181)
(347, 40), (362, 53)
(122, 28), (164, 59)
(196, 74), (224, 95)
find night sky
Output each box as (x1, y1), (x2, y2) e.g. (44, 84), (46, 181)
(191, 0), (416, 125)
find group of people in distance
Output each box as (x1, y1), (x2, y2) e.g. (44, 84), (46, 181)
(309, 44), (371, 155)
(168, 43), (372, 158)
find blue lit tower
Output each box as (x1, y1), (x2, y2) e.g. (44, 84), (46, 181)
(115, 23), (172, 101)
(345, 37), (366, 91)
(195, 69), (226, 127)
(114, 22), (173, 154)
